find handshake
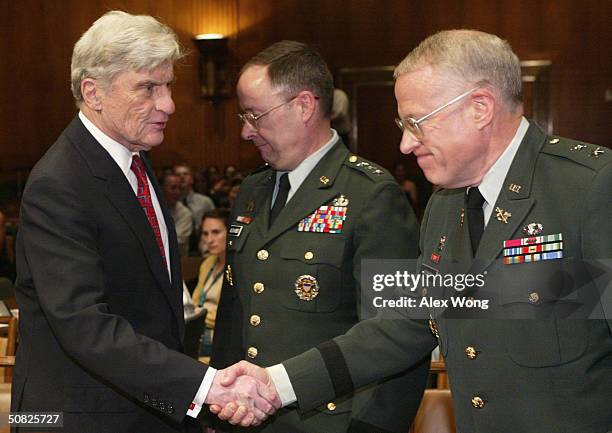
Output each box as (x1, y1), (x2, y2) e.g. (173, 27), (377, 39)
(205, 361), (282, 427)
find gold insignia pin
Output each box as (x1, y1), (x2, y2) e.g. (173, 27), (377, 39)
(508, 183), (522, 194)
(495, 207), (512, 224)
(349, 155), (358, 163)
(333, 195), (349, 207)
(460, 208), (465, 227)
(590, 147), (604, 159)
(247, 200), (255, 212)
(295, 275), (320, 301)
(320, 176), (330, 185)
(570, 144), (587, 152)
(549, 138), (560, 144)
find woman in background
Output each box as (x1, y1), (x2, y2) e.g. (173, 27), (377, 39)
(191, 209), (229, 358)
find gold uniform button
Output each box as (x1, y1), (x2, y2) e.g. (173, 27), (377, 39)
(250, 315), (261, 326)
(528, 292), (540, 303)
(247, 347), (258, 358)
(304, 251), (314, 260)
(465, 346), (478, 360)
(257, 249), (269, 261)
(349, 155), (358, 163)
(471, 396), (485, 408)
(421, 287), (428, 296)
(253, 282), (265, 294)
(326, 402), (336, 411)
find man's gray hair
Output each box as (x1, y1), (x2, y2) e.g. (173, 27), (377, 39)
(395, 30), (522, 108)
(71, 11), (183, 105)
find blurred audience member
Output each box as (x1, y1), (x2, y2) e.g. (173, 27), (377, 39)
(223, 164), (238, 181)
(191, 209), (229, 357)
(400, 179), (419, 212)
(393, 162), (408, 183)
(160, 172), (192, 257)
(331, 88), (352, 147)
(210, 178), (231, 209)
(0, 210), (15, 281)
(227, 179), (242, 210)
(174, 163), (215, 228)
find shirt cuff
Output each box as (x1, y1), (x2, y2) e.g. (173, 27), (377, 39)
(267, 364), (297, 407)
(186, 367), (217, 418)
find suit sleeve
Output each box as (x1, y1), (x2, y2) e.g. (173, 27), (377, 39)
(284, 181), (437, 419)
(20, 174), (207, 423)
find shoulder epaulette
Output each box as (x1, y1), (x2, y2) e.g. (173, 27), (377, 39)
(541, 136), (610, 171)
(250, 163), (272, 175)
(343, 154), (394, 182)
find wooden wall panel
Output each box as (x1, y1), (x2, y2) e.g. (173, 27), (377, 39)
(0, 0), (610, 203)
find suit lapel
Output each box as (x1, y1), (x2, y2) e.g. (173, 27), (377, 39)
(264, 142), (348, 244)
(472, 122), (547, 272)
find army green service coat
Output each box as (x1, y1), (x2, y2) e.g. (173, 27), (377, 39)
(283, 123), (612, 433)
(212, 139), (429, 433)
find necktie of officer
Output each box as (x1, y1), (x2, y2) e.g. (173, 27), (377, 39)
(130, 155), (167, 267)
(269, 173), (290, 227)
(466, 187), (486, 255)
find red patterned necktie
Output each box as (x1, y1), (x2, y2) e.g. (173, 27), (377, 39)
(130, 155), (167, 268)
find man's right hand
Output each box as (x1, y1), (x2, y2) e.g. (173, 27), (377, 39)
(208, 361), (281, 426)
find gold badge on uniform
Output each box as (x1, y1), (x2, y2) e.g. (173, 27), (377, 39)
(495, 207), (512, 224)
(460, 208), (465, 227)
(294, 275), (320, 301)
(508, 183), (522, 194)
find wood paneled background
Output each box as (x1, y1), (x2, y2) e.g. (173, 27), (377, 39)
(1, 0), (610, 200)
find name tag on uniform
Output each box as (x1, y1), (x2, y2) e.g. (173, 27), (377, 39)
(229, 225), (243, 237)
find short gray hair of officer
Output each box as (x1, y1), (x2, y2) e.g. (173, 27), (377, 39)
(395, 29), (523, 111)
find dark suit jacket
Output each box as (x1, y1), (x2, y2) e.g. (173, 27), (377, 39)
(282, 123), (612, 433)
(212, 140), (429, 433)
(12, 116), (207, 433)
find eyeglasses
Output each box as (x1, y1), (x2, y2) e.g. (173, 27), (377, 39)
(238, 95), (299, 131)
(395, 86), (480, 141)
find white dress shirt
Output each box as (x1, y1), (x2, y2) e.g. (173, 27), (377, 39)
(271, 129), (339, 207)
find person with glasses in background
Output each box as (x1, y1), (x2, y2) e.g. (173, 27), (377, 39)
(209, 40), (426, 433)
(212, 30), (612, 433)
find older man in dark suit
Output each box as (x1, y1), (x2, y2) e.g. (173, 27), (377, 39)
(12, 11), (277, 433)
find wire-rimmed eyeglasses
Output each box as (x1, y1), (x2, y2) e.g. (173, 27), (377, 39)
(395, 86), (480, 141)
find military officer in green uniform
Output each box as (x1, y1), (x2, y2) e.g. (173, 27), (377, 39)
(212, 30), (612, 433)
(210, 41), (428, 432)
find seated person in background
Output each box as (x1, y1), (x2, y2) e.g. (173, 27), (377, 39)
(160, 172), (193, 257)
(0, 210), (15, 281)
(227, 179), (242, 211)
(223, 164), (238, 181)
(175, 163), (216, 230)
(191, 209), (229, 357)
